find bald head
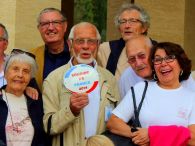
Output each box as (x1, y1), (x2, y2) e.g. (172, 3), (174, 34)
(126, 35), (152, 55)
(126, 35), (153, 79)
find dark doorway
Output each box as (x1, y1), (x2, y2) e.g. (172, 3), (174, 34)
(61, 0), (107, 41)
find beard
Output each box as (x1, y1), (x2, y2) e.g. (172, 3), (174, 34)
(72, 50), (95, 65)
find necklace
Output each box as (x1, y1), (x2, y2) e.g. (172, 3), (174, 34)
(3, 90), (19, 133)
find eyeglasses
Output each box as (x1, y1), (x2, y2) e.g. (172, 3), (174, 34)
(0, 37), (6, 41)
(39, 20), (65, 28)
(153, 55), (176, 65)
(118, 18), (142, 25)
(73, 38), (99, 46)
(11, 49), (36, 59)
(128, 53), (146, 64)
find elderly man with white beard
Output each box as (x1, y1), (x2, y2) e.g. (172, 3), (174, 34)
(42, 22), (120, 146)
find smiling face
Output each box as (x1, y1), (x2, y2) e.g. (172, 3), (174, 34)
(154, 48), (181, 88)
(71, 23), (99, 65)
(5, 61), (31, 96)
(118, 10), (147, 41)
(126, 37), (152, 79)
(38, 11), (67, 45)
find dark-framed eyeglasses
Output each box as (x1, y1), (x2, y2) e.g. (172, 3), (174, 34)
(39, 19), (65, 29)
(153, 55), (176, 65)
(11, 49), (35, 59)
(118, 18), (142, 25)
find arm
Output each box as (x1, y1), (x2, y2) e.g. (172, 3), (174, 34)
(107, 114), (150, 146)
(42, 72), (79, 135)
(188, 124), (195, 146)
(131, 128), (150, 145)
(107, 114), (132, 138)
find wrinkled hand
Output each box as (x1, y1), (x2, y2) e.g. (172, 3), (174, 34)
(131, 128), (150, 146)
(70, 93), (89, 116)
(26, 86), (39, 100)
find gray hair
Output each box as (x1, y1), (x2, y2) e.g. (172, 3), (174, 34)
(0, 23), (8, 40)
(37, 7), (67, 25)
(114, 3), (150, 34)
(68, 22), (101, 41)
(4, 53), (38, 78)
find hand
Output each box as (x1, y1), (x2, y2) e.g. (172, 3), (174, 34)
(131, 128), (150, 145)
(70, 93), (89, 116)
(25, 86), (39, 100)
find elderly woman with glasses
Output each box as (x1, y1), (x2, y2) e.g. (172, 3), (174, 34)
(107, 42), (195, 146)
(0, 51), (47, 146)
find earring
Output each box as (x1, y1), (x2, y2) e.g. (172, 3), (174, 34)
(153, 73), (157, 80)
(180, 70), (183, 76)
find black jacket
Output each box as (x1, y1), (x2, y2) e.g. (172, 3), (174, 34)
(0, 86), (47, 146)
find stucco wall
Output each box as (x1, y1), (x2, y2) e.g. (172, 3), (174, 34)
(0, 1), (60, 53)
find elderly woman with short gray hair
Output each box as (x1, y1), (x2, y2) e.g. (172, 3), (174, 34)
(0, 50), (47, 146)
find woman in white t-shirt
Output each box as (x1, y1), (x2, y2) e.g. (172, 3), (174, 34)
(0, 50), (47, 146)
(107, 42), (195, 146)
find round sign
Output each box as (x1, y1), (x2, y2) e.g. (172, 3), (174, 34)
(63, 64), (99, 93)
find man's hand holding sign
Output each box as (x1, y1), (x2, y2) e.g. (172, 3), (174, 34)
(64, 64), (99, 116)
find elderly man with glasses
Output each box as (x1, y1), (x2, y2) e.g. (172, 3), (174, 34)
(30, 8), (70, 90)
(42, 22), (120, 146)
(119, 35), (195, 98)
(97, 3), (152, 80)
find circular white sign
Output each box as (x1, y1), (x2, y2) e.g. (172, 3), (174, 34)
(63, 64), (99, 93)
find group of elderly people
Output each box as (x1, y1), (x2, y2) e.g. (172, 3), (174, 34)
(0, 2), (195, 146)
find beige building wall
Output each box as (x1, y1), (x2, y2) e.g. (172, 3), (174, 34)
(107, 0), (195, 69)
(0, 0), (61, 53)
(0, 1), (17, 53)
(184, 0), (195, 70)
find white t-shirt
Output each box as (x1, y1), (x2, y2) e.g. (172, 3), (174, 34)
(3, 90), (34, 146)
(118, 67), (144, 98)
(119, 67), (195, 98)
(113, 81), (195, 128)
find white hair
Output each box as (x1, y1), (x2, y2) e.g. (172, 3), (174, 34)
(4, 53), (38, 78)
(68, 22), (101, 41)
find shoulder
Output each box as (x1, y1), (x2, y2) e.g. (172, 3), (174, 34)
(120, 67), (134, 79)
(97, 66), (117, 83)
(181, 75), (195, 91)
(120, 67), (144, 86)
(45, 64), (70, 81)
(30, 45), (45, 54)
(97, 66), (114, 77)
(98, 41), (110, 53)
(99, 39), (124, 52)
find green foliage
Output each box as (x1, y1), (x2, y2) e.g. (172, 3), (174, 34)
(74, 0), (107, 41)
